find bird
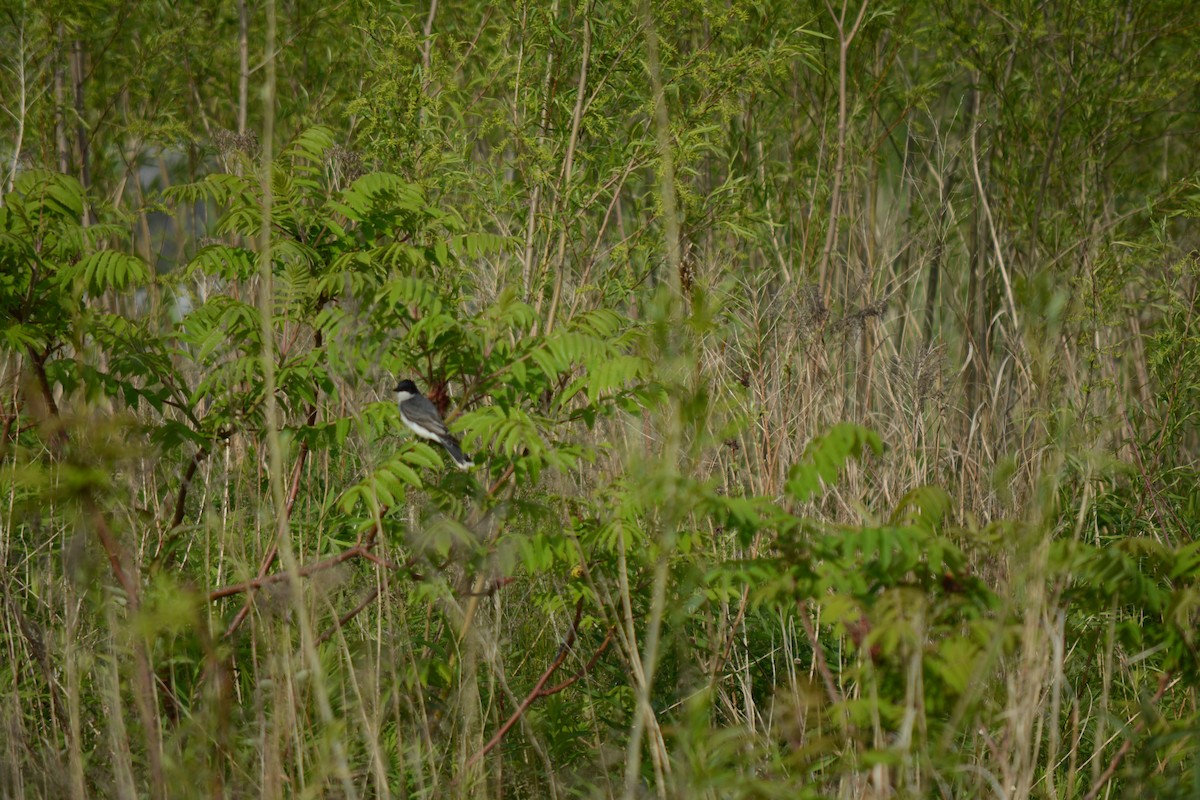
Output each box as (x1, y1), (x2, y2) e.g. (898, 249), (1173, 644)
(393, 379), (474, 470)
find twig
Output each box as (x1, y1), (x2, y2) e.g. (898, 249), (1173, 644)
(538, 625), (614, 697)
(358, 548), (404, 571)
(90, 505), (139, 604)
(463, 598), (585, 770)
(817, 0), (870, 302)
(208, 543), (370, 601)
(798, 600), (843, 705)
(1083, 672), (1172, 800)
(155, 428), (236, 565)
(25, 346), (64, 445)
(710, 584), (751, 683)
(420, 0), (438, 77)
(542, 2), (592, 335)
(967, 92), (1021, 334)
(317, 586), (381, 645)
(210, 517), (414, 602)
(1121, 405), (1192, 544)
(454, 462), (519, 641)
(0, 413), (15, 448)
(486, 462), (517, 498)
(169, 447), (207, 529)
(222, 406), (318, 638)
(461, 576), (516, 596)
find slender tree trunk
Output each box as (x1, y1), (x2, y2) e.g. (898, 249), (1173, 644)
(422, 0), (438, 76)
(923, 165), (956, 348)
(3, 22), (29, 198)
(964, 85), (985, 418)
(53, 26), (69, 174)
(71, 39), (91, 222)
(521, 0), (559, 305)
(543, 6), (592, 334)
(644, 0), (681, 298)
(818, 0), (870, 307)
(237, 0), (249, 136)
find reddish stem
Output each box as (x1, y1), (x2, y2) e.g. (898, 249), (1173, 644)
(463, 599), (586, 771)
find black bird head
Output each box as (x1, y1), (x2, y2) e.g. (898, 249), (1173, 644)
(394, 379), (419, 394)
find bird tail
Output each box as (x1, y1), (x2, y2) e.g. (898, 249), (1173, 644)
(440, 436), (474, 470)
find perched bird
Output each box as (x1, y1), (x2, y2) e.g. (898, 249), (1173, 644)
(394, 379), (474, 470)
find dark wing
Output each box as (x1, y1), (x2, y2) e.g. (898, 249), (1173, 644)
(402, 394), (453, 438)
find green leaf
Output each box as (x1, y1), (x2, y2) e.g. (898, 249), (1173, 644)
(3, 323), (44, 350)
(71, 250), (152, 294)
(459, 404), (544, 458)
(284, 125), (336, 165)
(890, 486), (952, 533)
(11, 170), (85, 220)
(786, 423), (884, 501)
(186, 244), (258, 280)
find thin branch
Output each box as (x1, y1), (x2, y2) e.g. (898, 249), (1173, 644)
(317, 585), (381, 645)
(90, 504), (139, 606)
(3, 18), (28, 197)
(237, 0), (249, 135)
(461, 576), (517, 596)
(170, 447), (207, 529)
(486, 462), (517, 499)
(519, 0), (560, 300)
(208, 543), (370, 602)
(643, 0), (681, 298)
(967, 105), (1021, 333)
(210, 517), (406, 604)
(709, 584), (751, 683)
(421, 0), (438, 77)
(222, 404), (318, 637)
(358, 548), (404, 571)
(798, 600), (842, 705)
(1083, 672), (1173, 800)
(14, 120), (165, 798)
(454, 462), (520, 642)
(26, 345), (61, 426)
(0, 413), (16, 452)
(542, 1), (592, 334)
(285, 436), (312, 517)
(818, 0), (870, 302)
(538, 625), (614, 697)
(70, 38), (91, 207)
(463, 598), (585, 771)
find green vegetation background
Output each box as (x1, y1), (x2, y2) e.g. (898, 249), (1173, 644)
(2, 0), (1199, 797)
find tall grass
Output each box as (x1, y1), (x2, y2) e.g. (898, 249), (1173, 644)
(2, 0), (1199, 798)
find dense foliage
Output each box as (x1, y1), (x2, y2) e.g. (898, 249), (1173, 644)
(2, 0), (1199, 797)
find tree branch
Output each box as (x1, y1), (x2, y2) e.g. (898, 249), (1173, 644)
(222, 404), (318, 637)
(170, 447), (207, 529)
(538, 625), (614, 698)
(208, 542), (372, 602)
(463, 598), (585, 771)
(798, 599), (842, 706)
(317, 585), (381, 645)
(1083, 672), (1172, 800)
